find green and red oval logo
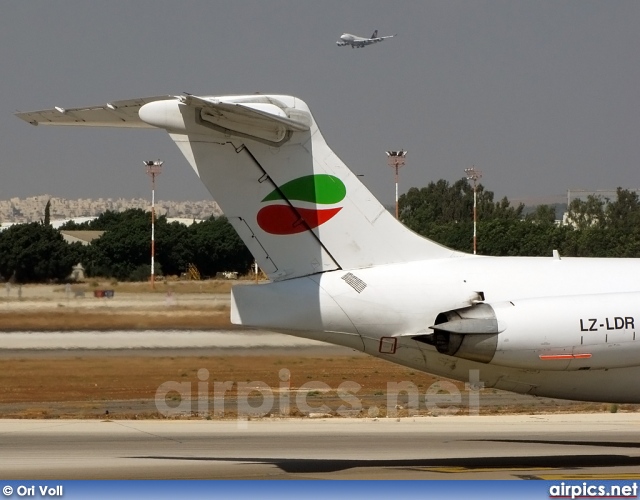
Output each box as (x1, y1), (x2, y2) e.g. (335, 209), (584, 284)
(257, 174), (346, 235)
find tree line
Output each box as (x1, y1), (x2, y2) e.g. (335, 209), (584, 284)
(2, 181), (640, 283)
(399, 179), (640, 257)
(0, 209), (252, 283)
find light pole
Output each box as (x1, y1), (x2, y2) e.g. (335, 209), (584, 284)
(464, 166), (482, 255)
(386, 150), (407, 219)
(145, 160), (163, 289)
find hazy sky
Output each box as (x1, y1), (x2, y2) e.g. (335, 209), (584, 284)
(2, 1), (639, 207)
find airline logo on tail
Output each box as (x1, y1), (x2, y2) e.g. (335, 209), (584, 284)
(257, 174), (346, 235)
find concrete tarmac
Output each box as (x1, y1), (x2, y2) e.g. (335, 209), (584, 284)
(1, 414), (640, 480)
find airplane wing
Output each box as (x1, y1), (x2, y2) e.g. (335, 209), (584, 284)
(358, 34), (396, 46)
(15, 96), (175, 128)
(371, 34), (396, 43)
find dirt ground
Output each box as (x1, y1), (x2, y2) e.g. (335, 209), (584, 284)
(0, 281), (637, 419)
(0, 280), (234, 330)
(1, 353), (630, 420)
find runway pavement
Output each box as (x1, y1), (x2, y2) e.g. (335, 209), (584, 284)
(2, 414), (640, 480)
(0, 330), (330, 351)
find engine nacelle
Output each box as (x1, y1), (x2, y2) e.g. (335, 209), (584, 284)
(429, 303), (501, 364)
(425, 292), (640, 371)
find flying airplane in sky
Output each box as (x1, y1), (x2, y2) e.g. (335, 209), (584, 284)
(336, 30), (396, 48)
(16, 93), (640, 404)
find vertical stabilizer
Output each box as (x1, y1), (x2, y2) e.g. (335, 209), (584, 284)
(155, 95), (460, 280)
(16, 94), (461, 281)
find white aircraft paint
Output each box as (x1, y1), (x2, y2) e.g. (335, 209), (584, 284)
(336, 30), (396, 48)
(16, 94), (640, 403)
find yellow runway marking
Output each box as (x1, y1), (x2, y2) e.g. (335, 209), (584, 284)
(538, 473), (640, 480)
(414, 466), (555, 473)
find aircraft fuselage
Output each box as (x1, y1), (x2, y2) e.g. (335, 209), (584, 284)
(232, 255), (640, 403)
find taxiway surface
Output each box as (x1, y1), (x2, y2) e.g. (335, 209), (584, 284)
(2, 414), (640, 480)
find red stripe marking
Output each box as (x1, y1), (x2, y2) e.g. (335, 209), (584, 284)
(257, 205), (342, 235)
(539, 353), (592, 360)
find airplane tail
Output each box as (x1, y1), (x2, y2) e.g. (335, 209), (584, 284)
(371, 29), (378, 38)
(163, 95), (460, 280)
(16, 94), (461, 281)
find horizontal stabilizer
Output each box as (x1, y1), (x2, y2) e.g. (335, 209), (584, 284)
(15, 96), (174, 128)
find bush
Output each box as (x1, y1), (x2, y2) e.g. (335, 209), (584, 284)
(128, 263), (162, 282)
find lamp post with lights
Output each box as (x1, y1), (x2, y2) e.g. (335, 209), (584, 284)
(144, 160), (163, 289)
(386, 150), (407, 219)
(464, 166), (482, 255)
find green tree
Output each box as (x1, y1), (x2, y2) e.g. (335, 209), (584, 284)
(605, 188), (640, 232)
(524, 204), (557, 225)
(64, 241), (99, 278)
(478, 218), (569, 257)
(188, 216), (253, 278)
(43, 199), (51, 227)
(399, 178), (524, 253)
(565, 195), (606, 230)
(156, 220), (193, 277)
(89, 209), (151, 280)
(399, 179), (523, 230)
(0, 222), (75, 282)
(564, 189), (640, 257)
(59, 209), (252, 280)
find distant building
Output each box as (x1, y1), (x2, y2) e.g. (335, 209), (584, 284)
(567, 189), (640, 206)
(0, 195), (222, 224)
(60, 230), (105, 246)
(51, 217), (96, 229)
